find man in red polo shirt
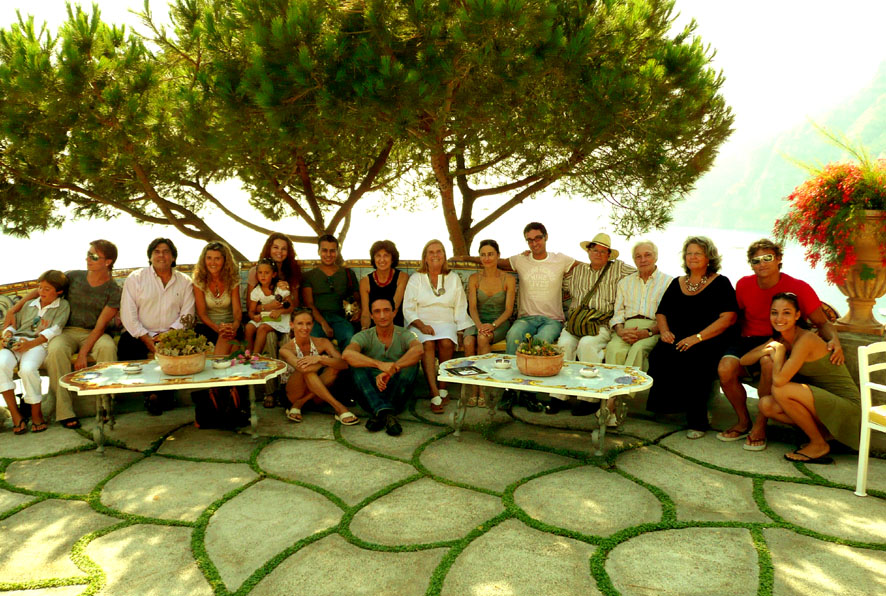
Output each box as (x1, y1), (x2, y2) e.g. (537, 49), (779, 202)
(716, 239), (843, 450)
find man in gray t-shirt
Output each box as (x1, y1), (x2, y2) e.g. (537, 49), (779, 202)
(343, 297), (422, 436)
(5, 240), (122, 428)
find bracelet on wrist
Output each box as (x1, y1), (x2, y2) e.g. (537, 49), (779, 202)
(696, 333), (703, 342)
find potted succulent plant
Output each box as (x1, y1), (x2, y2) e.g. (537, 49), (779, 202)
(154, 319), (215, 375)
(774, 129), (886, 334)
(514, 333), (564, 377)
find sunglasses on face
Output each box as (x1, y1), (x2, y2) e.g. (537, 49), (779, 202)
(86, 251), (101, 262)
(750, 254), (776, 265)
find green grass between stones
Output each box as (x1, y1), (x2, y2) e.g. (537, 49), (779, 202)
(1, 402), (884, 596)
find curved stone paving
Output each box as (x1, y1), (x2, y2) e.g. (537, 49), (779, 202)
(606, 527), (759, 596)
(419, 432), (574, 492)
(5, 447), (140, 495)
(764, 481), (886, 543)
(205, 479), (343, 591)
(763, 528), (886, 595)
(85, 524), (213, 595)
(349, 477), (502, 545)
(257, 439), (416, 505)
(0, 405), (885, 595)
(513, 465), (662, 536)
(0, 500), (117, 583)
(249, 534), (446, 595)
(100, 458), (257, 521)
(617, 446), (770, 522)
(441, 519), (600, 596)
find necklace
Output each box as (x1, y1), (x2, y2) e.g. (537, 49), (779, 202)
(429, 273), (446, 297)
(209, 279), (223, 298)
(373, 269), (394, 288)
(685, 275), (708, 293)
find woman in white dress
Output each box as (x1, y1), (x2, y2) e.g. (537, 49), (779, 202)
(403, 240), (472, 413)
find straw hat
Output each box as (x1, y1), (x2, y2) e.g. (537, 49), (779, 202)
(579, 233), (619, 260)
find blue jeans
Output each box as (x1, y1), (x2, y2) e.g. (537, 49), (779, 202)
(311, 311), (355, 348)
(505, 316), (563, 355)
(352, 365), (418, 415)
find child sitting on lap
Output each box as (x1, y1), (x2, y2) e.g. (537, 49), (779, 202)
(1, 270), (70, 434)
(245, 258), (291, 355)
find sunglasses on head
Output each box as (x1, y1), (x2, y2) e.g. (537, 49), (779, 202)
(86, 251), (101, 262)
(750, 254), (775, 265)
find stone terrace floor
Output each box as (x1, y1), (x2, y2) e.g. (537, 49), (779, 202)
(1, 396), (885, 596)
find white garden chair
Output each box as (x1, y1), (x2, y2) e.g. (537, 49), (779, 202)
(855, 342), (886, 496)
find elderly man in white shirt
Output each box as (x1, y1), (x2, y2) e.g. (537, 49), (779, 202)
(605, 240), (672, 370)
(119, 238), (195, 415)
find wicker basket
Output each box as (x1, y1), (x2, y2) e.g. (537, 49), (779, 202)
(516, 352), (564, 377)
(156, 352), (206, 376)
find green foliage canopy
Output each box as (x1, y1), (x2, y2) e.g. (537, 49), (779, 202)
(0, 0), (733, 255)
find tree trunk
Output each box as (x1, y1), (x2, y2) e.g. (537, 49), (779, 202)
(430, 149), (468, 255)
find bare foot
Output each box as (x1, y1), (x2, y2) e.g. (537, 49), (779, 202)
(745, 433), (767, 448)
(718, 424), (752, 439)
(785, 445), (831, 463)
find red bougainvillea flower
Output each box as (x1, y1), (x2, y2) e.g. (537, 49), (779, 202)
(774, 157), (886, 285)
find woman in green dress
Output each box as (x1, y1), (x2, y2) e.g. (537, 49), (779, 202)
(740, 292), (859, 464)
(463, 239), (515, 406)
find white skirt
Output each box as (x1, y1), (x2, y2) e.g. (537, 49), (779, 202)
(411, 321), (459, 344)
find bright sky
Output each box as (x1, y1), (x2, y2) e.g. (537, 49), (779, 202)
(2, 0), (886, 291)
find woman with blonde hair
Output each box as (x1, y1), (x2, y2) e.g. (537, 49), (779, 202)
(403, 239), (472, 413)
(193, 241), (242, 356)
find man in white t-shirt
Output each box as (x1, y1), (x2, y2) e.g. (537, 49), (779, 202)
(505, 222), (578, 354)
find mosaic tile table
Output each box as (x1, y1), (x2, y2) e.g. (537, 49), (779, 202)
(438, 353), (652, 454)
(60, 356), (287, 448)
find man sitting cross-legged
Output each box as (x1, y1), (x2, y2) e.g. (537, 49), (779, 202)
(343, 297), (422, 437)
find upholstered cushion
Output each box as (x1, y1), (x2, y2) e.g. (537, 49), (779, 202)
(871, 405), (886, 427)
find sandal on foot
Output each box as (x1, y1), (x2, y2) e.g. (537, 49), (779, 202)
(465, 396), (478, 407)
(716, 426), (752, 442)
(743, 437), (767, 451)
(31, 421), (48, 433)
(13, 419), (28, 435)
(286, 408), (302, 423)
(476, 395), (487, 408)
(686, 429), (706, 440)
(263, 393), (276, 409)
(335, 411), (360, 426)
(430, 396), (445, 414)
(59, 418), (81, 429)
(784, 449), (833, 465)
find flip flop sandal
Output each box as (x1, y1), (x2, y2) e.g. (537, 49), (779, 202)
(716, 427), (752, 442)
(13, 419), (29, 435)
(784, 449), (833, 465)
(430, 396), (445, 414)
(335, 411), (360, 426)
(285, 408), (302, 423)
(59, 418), (81, 429)
(465, 396), (478, 407)
(263, 393), (276, 408)
(743, 438), (767, 451)
(31, 421), (48, 433)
